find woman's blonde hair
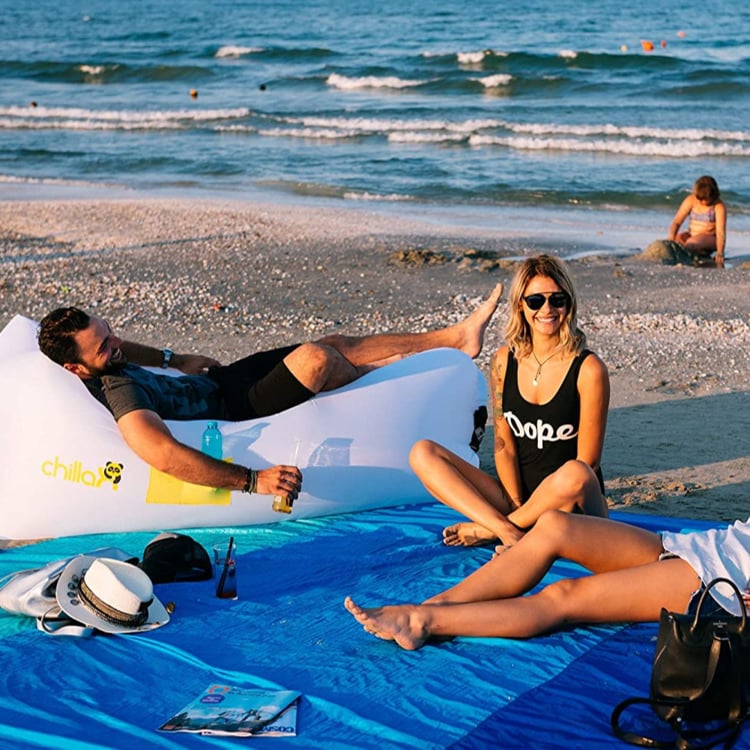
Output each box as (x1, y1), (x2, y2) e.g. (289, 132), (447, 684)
(504, 254), (586, 358)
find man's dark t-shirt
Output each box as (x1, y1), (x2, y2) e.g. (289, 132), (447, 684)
(84, 364), (224, 421)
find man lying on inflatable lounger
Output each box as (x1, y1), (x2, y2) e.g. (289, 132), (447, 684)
(36, 285), (502, 503)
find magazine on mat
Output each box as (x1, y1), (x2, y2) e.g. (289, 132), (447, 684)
(158, 683), (300, 737)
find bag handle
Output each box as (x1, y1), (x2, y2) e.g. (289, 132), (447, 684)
(37, 606), (95, 638)
(612, 695), (746, 750)
(611, 696), (679, 748)
(690, 577), (746, 633)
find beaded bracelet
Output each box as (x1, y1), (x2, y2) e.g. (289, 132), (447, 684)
(242, 467), (258, 494)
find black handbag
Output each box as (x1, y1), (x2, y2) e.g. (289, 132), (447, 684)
(611, 577), (750, 750)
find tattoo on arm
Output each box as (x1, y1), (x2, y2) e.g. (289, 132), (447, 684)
(491, 351), (504, 414)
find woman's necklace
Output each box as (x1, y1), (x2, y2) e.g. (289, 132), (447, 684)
(531, 345), (561, 387)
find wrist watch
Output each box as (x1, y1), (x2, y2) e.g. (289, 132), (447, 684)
(161, 348), (173, 369)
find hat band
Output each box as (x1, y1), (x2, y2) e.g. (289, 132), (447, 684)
(78, 578), (150, 628)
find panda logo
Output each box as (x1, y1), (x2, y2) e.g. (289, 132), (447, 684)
(102, 461), (124, 486)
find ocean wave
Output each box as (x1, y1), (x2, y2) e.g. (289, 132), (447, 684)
(0, 173), (92, 186)
(501, 121), (750, 142)
(256, 126), (363, 140)
(214, 45), (264, 58)
(216, 113), (750, 156)
(252, 114), (750, 150)
(326, 73), (425, 90)
(469, 134), (750, 157)
(473, 74), (512, 88)
(79, 64), (112, 77)
(0, 60), (211, 84)
(216, 124), (256, 134)
(342, 190), (412, 202)
(0, 105), (251, 131)
(388, 131), (467, 143)
(282, 114), (503, 133)
(456, 49), (508, 65)
(457, 50), (489, 65)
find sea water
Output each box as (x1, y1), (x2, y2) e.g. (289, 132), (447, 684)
(1, 0), (749, 255)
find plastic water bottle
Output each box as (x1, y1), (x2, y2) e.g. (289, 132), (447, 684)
(201, 421), (223, 460)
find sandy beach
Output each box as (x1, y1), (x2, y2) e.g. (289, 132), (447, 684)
(2, 195), (749, 525)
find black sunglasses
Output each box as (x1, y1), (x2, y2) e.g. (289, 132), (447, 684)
(523, 291), (570, 310)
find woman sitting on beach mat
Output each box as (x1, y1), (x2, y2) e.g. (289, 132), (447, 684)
(409, 254), (610, 547)
(668, 175), (727, 268)
(344, 510), (750, 650)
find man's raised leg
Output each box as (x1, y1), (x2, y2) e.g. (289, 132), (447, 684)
(282, 283), (503, 396)
(316, 283), (503, 367)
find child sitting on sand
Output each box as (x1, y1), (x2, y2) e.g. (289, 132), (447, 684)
(668, 175), (727, 268)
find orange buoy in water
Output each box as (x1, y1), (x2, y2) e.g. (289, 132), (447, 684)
(190, 89), (198, 98)
(677, 30), (686, 38)
(641, 40), (654, 52)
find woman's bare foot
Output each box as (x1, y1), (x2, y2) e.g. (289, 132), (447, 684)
(443, 519), (526, 547)
(455, 283), (503, 359)
(442, 522), (497, 547)
(344, 596), (429, 650)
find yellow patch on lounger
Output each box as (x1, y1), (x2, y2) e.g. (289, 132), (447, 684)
(145, 465), (232, 505)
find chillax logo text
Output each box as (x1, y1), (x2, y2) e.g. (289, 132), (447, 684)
(41, 456), (125, 490)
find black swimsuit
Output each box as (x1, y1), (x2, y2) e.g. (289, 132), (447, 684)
(502, 349), (604, 500)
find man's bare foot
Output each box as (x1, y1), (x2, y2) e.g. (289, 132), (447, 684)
(455, 283), (503, 359)
(442, 522), (497, 547)
(344, 596), (429, 650)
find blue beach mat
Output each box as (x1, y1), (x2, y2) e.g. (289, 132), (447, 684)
(0, 506), (745, 750)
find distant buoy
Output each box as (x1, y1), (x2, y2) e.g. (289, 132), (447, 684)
(190, 89), (198, 99)
(641, 40), (654, 52)
(620, 44), (628, 52)
(660, 40), (667, 48)
(677, 30), (686, 38)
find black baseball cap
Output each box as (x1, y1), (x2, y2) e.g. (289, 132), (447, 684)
(141, 532), (212, 584)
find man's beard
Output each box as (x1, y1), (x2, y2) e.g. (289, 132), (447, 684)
(92, 349), (127, 377)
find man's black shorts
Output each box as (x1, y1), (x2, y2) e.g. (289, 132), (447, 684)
(207, 344), (313, 420)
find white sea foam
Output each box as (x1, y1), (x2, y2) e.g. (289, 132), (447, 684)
(215, 45), (263, 58)
(388, 131), (467, 143)
(558, 50), (578, 59)
(502, 120), (750, 142)
(284, 115), (506, 134)
(326, 73), (423, 90)
(342, 190), (411, 201)
(289, 115), (436, 132)
(0, 105), (251, 130)
(278, 115), (750, 149)
(0, 173), (90, 186)
(257, 127), (363, 140)
(79, 65), (108, 76)
(457, 50), (488, 65)
(216, 125), (256, 134)
(474, 74), (512, 88)
(0, 117), (184, 131)
(468, 134), (750, 157)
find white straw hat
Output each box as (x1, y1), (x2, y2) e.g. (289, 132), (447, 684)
(56, 556), (170, 634)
